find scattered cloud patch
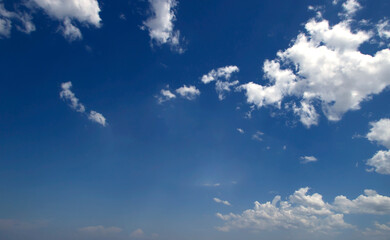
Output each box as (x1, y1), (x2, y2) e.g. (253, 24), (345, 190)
(0, 0), (101, 40)
(340, 0), (361, 18)
(252, 131), (264, 142)
(79, 225), (122, 234)
(202, 66), (240, 100)
(366, 119), (390, 174)
(175, 85), (200, 100)
(60, 17), (82, 41)
(88, 110), (107, 127)
(216, 187), (390, 234)
(60, 82), (107, 127)
(237, 128), (244, 134)
(300, 156), (318, 164)
(238, 1), (390, 127)
(214, 197), (231, 206)
(60, 82), (86, 113)
(130, 228), (144, 238)
(142, 0), (184, 53)
(0, 3), (35, 38)
(156, 88), (176, 104)
(203, 183), (220, 187)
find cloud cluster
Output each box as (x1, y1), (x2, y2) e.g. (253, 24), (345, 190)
(142, 0), (184, 53)
(201, 66), (240, 100)
(366, 119), (390, 175)
(238, 1), (390, 127)
(157, 85), (200, 103)
(60, 82), (107, 127)
(0, 0), (101, 41)
(216, 187), (390, 234)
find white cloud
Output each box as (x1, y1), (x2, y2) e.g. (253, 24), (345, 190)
(79, 225), (122, 234)
(130, 228), (144, 238)
(31, 0), (101, 40)
(365, 119), (390, 174)
(202, 66), (240, 100)
(237, 128), (244, 134)
(216, 187), (351, 233)
(216, 187), (390, 233)
(88, 110), (106, 127)
(0, 3), (35, 38)
(214, 197), (231, 206)
(377, 20), (390, 40)
(60, 81), (107, 127)
(201, 66), (239, 84)
(367, 119), (390, 149)
(363, 222), (390, 239)
(60, 82), (86, 113)
(215, 80), (239, 100)
(252, 131), (264, 141)
(333, 189), (390, 215)
(300, 156), (318, 164)
(60, 17), (82, 41)
(367, 150), (390, 175)
(175, 85), (200, 100)
(0, 0), (101, 40)
(239, 5), (390, 127)
(142, 0), (183, 53)
(31, 0), (101, 27)
(203, 183), (220, 187)
(293, 101), (319, 128)
(341, 0), (361, 18)
(157, 88), (176, 103)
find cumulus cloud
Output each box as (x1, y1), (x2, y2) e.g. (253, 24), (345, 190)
(31, 0), (101, 26)
(300, 156), (318, 164)
(60, 82), (107, 127)
(31, 0), (101, 40)
(216, 187), (390, 234)
(366, 151), (390, 175)
(175, 85), (200, 100)
(367, 119), (390, 149)
(237, 128), (244, 134)
(214, 197), (231, 206)
(239, 1), (390, 127)
(366, 119), (390, 174)
(333, 189), (390, 215)
(142, 0), (184, 53)
(79, 225), (122, 234)
(0, 0), (101, 40)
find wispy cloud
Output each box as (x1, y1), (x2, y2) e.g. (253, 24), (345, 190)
(300, 156), (318, 164)
(60, 82), (107, 127)
(214, 197), (231, 206)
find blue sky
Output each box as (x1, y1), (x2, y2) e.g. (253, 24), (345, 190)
(0, 0), (390, 239)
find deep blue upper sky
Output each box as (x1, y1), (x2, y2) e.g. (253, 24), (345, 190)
(0, 0), (390, 240)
